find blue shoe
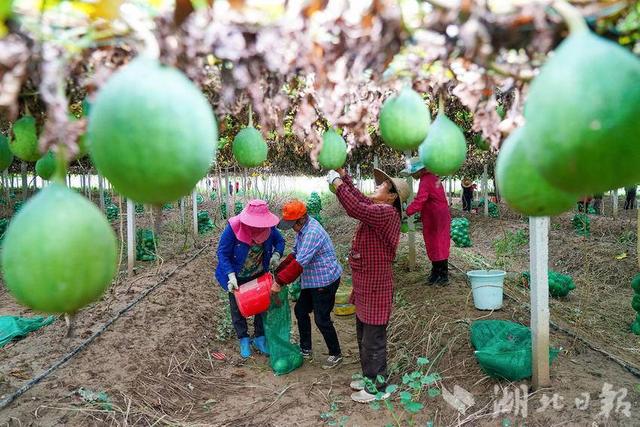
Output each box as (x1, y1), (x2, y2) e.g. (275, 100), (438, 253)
(252, 336), (269, 355)
(239, 337), (252, 359)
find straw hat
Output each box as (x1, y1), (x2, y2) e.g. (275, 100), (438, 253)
(373, 168), (409, 210)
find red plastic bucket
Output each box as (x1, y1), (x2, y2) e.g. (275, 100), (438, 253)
(234, 273), (273, 317)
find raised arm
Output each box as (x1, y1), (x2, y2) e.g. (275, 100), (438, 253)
(406, 176), (430, 216)
(336, 182), (389, 228)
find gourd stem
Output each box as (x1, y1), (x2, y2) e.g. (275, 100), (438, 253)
(248, 104), (253, 128)
(120, 4), (160, 60)
(438, 94), (445, 115)
(52, 147), (68, 185)
(552, 0), (589, 34)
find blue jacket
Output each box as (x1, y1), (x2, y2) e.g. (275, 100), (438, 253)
(215, 224), (285, 290)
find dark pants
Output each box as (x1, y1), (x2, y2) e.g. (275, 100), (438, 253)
(625, 191), (636, 210)
(356, 317), (387, 389)
(228, 275), (264, 339)
(294, 279), (341, 356)
(462, 191), (472, 212)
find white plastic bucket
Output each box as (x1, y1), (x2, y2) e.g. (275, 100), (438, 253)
(466, 270), (506, 310)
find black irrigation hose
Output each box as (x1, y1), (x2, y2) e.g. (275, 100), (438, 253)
(449, 260), (640, 379)
(0, 244), (208, 411)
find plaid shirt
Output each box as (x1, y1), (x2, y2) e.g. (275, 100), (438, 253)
(335, 174), (400, 325)
(294, 216), (343, 289)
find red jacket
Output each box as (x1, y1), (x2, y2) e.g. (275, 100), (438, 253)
(336, 174), (400, 325)
(406, 171), (451, 262)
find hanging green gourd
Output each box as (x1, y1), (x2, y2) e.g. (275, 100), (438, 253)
(35, 151), (56, 180)
(379, 86), (431, 151)
(1, 151), (118, 314)
(496, 128), (576, 216)
(474, 134), (490, 152)
(318, 128), (347, 170)
(0, 135), (14, 171)
(88, 57), (219, 205)
(9, 115), (41, 162)
(523, 1), (640, 194)
(233, 105), (268, 168)
(418, 96), (466, 177)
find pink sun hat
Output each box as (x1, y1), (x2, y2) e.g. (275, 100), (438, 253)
(238, 200), (280, 228)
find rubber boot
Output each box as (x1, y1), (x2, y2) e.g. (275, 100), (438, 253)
(252, 336), (269, 355)
(433, 260), (449, 286)
(427, 264), (437, 286)
(239, 337), (252, 358)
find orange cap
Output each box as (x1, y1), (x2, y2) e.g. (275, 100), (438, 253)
(282, 199), (307, 221)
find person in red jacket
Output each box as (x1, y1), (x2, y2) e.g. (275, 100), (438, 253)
(403, 157), (451, 286)
(328, 167), (408, 404)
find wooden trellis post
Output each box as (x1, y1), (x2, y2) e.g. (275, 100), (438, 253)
(126, 198), (135, 277)
(87, 173), (92, 201)
(612, 189), (618, 218)
(225, 168), (231, 220)
(3, 170), (9, 200)
(192, 189), (198, 239)
(21, 162), (27, 200)
(98, 175), (105, 211)
(404, 152), (416, 270)
(482, 164), (489, 216)
(530, 216), (551, 389)
(180, 197), (185, 224)
(448, 177), (453, 206)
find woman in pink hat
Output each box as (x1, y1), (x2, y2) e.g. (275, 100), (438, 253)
(215, 199), (285, 359)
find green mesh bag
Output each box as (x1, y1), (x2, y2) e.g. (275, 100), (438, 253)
(263, 287), (304, 376)
(470, 320), (560, 381)
(289, 280), (301, 301)
(451, 217), (472, 247)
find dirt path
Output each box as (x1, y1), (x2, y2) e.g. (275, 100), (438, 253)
(1, 200), (640, 426)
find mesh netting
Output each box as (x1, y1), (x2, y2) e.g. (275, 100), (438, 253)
(263, 287), (303, 375)
(470, 320), (560, 381)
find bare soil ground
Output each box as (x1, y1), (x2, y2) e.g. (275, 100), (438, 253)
(1, 193), (640, 426)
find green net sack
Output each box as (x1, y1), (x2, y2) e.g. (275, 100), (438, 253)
(105, 203), (119, 221)
(470, 320), (560, 381)
(136, 229), (157, 261)
(475, 198), (499, 218)
(234, 201), (244, 215)
(1, 315), (55, 348)
(197, 210), (214, 234)
(307, 192), (323, 225)
(263, 287), (304, 376)
(521, 270), (576, 298)
(289, 280), (301, 301)
(572, 213), (590, 237)
(0, 218), (9, 242)
(451, 217), (472, 247)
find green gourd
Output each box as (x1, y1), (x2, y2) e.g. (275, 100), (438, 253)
(88, 57), (218, 204)
(379, 87), (430, 151)
(496, 128), (577, 216)
(9, 115), (41, 162)
(523, 2), (640, 194)
(418, 100), (466, 176)
(2, 184), (118, 313)
(233, 126), (268, 168)
(318, 129), (347, 170)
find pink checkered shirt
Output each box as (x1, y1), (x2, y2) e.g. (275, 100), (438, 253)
(335, 174), (400, 325)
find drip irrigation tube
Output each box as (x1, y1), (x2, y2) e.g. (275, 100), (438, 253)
(0, 244), (208, 411)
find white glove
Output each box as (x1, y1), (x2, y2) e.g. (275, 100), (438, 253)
(227, 273), (238, 293)
(327, 170), (340, 186)
(269, 252), (281, 271)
